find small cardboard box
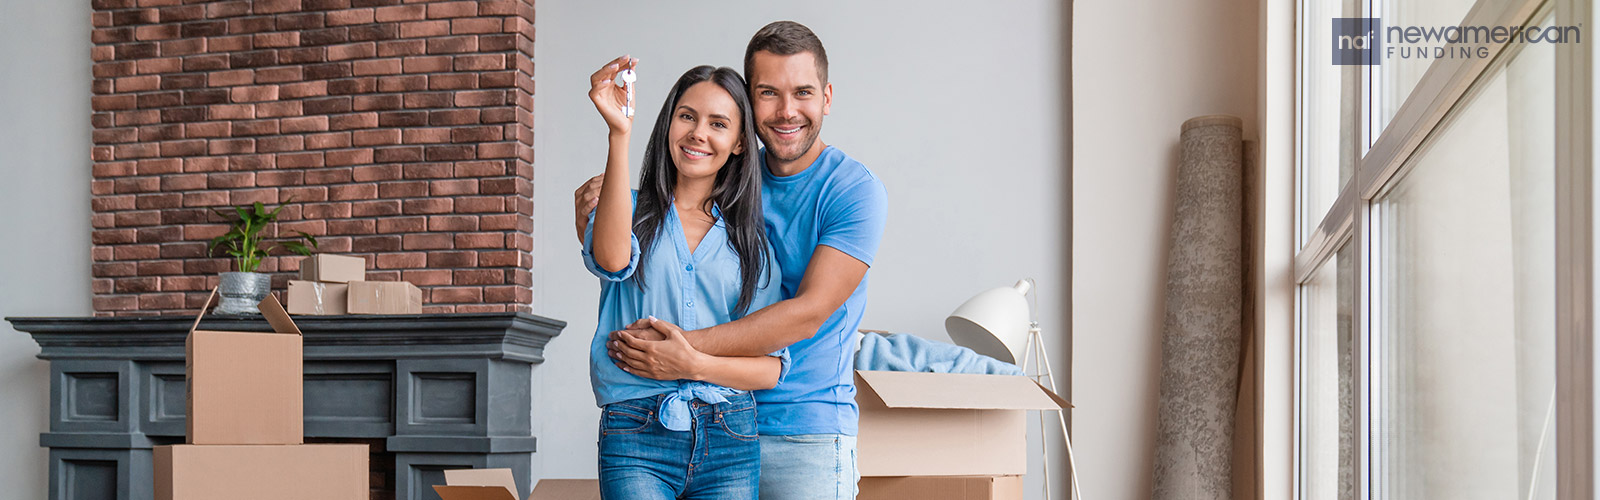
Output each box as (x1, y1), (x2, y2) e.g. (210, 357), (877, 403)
(298, 254), (366, 283)
(347, 280), (422, 315)
(855, 370), (1070, 477)
(187, 289), (304, 445)
(155, 444), (367, 500)
(287, 280), (349, 315)
(433, 469), (600, 500)
(858, 475), (1023, 500)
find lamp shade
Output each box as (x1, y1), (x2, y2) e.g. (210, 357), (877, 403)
(944, 279), (1033, 365)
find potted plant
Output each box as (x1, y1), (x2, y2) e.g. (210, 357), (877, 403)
(207, 201), (318, 315)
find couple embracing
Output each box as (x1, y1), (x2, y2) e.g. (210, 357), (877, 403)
(574, 21), (887, 500)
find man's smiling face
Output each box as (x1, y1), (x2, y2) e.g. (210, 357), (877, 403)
(747, 50), (832, 166)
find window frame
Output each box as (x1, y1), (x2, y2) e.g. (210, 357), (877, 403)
(1290, 0), (1596, 497)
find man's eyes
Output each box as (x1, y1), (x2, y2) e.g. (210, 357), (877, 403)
(756, 89), (813, 98)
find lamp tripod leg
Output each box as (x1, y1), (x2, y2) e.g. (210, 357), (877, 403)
(1032, 330), (1083, 500)
(1026, 330), (1053, 500)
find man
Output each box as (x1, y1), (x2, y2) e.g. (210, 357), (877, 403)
(573, 21), (887, 500)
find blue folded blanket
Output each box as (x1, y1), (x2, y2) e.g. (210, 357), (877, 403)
(854, 331), (1024, 376)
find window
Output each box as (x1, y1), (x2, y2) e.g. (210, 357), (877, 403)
(1294, 0), (1594, 498)
(1299, 242), (1356, 500)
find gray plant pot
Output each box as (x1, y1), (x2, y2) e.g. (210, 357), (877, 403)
(216, 271), (272, 315)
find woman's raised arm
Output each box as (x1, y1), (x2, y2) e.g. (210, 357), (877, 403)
(587, 55), (638, 272)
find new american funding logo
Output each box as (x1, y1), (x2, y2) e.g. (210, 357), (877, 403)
(1332, 18), (1583, 65)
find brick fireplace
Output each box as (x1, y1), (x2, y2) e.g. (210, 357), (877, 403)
(88, 0), (536, 317)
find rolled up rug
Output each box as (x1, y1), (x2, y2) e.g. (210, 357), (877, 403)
(1152, 114), (1245, 500)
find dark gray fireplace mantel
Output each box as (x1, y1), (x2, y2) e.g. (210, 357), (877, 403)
(8, 312), (566, 500)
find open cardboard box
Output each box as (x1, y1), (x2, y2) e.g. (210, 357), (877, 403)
(434, 469), (599, 500)
(855, 370), (1070, 477)
(186, 288), (304, 445)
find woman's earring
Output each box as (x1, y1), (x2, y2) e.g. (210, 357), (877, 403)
(615, 68), (636, 118)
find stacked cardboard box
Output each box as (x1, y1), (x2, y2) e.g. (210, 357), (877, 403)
(853, 370), (1070, 500)
(155, 290), (368, 500)
(288, 254), (422, 315)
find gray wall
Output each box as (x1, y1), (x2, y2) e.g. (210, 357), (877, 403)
(0, 0), (93, 499)
(530, 1), (1072, 498)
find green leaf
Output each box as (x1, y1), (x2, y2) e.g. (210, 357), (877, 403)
(282, 241), (314, 257)
(253, 202), (267, 218)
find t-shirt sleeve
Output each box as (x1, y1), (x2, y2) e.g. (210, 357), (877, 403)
(817, 173), (889, 267)
(767, 346), (792, 385)
(581, 208), (640, 282)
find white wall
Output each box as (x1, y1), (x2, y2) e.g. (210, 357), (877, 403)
(531, 1), (1071, 497)
(1073, 1), (1261, 500)
(0, 0), (93, 499)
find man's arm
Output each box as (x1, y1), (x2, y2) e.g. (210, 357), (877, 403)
(611, 171), (887, 359)
(684, 245), (868, 357)
(573, 174), (602, 244)
(610, 327), (783, 391)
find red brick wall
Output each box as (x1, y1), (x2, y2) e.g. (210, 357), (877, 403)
(88, 0), (536, 316)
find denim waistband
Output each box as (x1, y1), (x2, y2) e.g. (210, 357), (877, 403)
(611, 390), (754, 432)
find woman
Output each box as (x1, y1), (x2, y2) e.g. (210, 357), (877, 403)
(582, 56), (786, 500)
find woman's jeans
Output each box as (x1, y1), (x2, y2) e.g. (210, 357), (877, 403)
(598, 392), (760, 500)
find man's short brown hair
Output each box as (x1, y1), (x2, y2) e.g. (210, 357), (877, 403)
(744, 21), (829, 84)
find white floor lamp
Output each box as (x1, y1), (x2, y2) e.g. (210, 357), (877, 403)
(946, 278), (1083, 500)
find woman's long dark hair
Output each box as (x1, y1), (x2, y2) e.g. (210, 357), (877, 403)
(634, 65), (770, 316)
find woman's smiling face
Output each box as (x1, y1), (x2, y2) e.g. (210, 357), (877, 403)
(669, 81), (745, 180)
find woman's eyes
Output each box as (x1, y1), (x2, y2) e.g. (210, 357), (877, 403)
(680, 113), (728, 129)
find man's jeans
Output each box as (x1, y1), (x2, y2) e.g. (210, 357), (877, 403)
(598, 393), (760, 500)
(758, 434), (859, 500)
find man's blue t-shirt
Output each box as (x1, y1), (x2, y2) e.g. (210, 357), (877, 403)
(755, 145), (888, 436)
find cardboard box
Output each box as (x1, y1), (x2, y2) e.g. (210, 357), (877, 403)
(298, 254), (366, 283)
(858, 475), (1024, 500)
(187, 289), (304, 445)
(855, 370), (1069, 477)
(434, 469), (518, 500)
(287, 280), (349, 315)
(155, 444), (367, 500)
(434, 469), (600, 500)
(347, 280), (422, 315)
(528, 479), (600, 500)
